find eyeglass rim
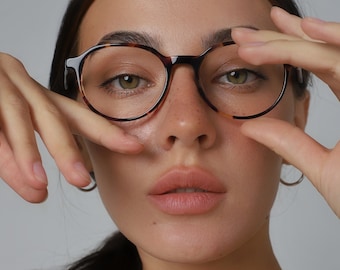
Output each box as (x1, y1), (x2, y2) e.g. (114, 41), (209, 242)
(65, 42), (290, 122)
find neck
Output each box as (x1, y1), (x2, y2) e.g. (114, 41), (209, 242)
(139, 221), (281, 270)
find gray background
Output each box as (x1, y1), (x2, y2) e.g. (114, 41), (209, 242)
(0, 0), (339, 269)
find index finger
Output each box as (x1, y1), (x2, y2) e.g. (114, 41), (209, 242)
(271, 7), (340, 45)
(270, 7), (314, 41)
(45, 90), (144, 154)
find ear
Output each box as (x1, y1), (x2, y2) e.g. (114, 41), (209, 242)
(74, 135), (93, 173)
(293, 90), (310, 130)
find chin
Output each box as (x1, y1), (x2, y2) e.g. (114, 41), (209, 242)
(126, 215), (266, 266)
(138, 240), (231, 266)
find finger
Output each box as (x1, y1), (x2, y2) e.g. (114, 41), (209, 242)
(235, 8), (340, 46)
(32, 101), (92, 188)
(240, 118), (326, 191)
(234, 33), (340, 99)
(235, 34), (336, 69)
(2, 57), (91, 187)
(0, 57), (48, 190)
(37, 94), (143, 187)
(14, 75), (143, 187)
(0, 132), (48, 203)
(301, 17), (340, 46)
(2, 54), (143, 189)
(0, 91), (48, 189)
(232, 27), (300, 46)
(7, 60), (144, 154)
(270, 7), (317, 42)
(270, 7), (304, 37)
(241, 118), (340, 217)
(46, 90), (144, 154)
(232, 7), (319, 46)
(18, 85), (92, 187)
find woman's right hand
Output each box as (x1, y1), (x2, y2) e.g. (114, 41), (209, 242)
(232, 7), (340, 217)
(0, 53), (143, 203)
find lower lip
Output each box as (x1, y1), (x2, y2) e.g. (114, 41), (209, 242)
(148, 192), (225, 215)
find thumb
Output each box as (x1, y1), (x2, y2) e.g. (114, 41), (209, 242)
(241, 118), (327, 191)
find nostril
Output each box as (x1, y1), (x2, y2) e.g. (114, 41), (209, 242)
(167, 134), (209, 146)
(168, 136), (176, 145)
(198, 134), (208, 145)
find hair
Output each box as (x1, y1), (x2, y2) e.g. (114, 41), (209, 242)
(67, 232), (142, 270)
(48, 1), (309, 269)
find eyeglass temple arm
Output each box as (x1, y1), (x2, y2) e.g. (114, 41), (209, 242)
(64, 56), (82, 90)
(296, 67), (304, 85)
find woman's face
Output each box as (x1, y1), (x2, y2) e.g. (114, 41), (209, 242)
(78, 0), (305, 266)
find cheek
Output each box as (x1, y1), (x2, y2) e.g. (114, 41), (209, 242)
(84, 140), (154, 231)
(224, 123), (282, 214)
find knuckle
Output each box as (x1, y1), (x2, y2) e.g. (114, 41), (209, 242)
(0, 52), (25, 68)
(0, 53), (26, 77)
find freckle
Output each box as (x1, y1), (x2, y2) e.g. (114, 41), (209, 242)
(152, 221), (157, 225)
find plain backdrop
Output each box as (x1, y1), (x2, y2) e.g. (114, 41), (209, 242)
(0, 0), (340, 269)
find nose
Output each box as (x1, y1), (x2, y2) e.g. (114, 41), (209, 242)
(156, 66), (217, 150)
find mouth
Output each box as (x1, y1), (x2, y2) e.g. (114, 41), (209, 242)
(167, 188), (209, 194)
(148, 167), (227, 215)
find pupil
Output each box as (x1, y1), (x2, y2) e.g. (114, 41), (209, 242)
(228, 70), (247, 84)
(120, 75), (139, 89)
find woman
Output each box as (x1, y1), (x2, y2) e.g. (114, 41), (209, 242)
(0, 0), (339, 269)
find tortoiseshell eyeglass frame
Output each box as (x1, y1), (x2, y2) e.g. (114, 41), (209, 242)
(65, 41), (296, 122)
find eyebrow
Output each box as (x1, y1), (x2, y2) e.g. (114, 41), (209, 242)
(98, 25), (259, 52)
(203, 28), (233, 47)
(99, 31), (161, 48)
(203, 25), (259, 47)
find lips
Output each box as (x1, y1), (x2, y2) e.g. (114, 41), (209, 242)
(148, 167), (227, 215)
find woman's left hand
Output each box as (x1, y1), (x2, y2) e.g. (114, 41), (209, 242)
(232, 7), (340, 218)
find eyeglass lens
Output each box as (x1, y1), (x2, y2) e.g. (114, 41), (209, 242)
(78, 45), (286, 121)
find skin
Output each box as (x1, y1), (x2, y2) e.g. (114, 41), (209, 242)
(77, 0), (307, 269)
(1, 0), (340, 269)
(234, 8), (340, 216)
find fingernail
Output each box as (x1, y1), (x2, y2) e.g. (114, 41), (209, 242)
(33, 162), (48, 184)
(73, 162), (91, 184)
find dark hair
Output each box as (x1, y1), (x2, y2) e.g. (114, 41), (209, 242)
(67, 232), (142, 270)
(49, 1), (309, 269)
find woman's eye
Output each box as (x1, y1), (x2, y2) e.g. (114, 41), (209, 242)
(98, 73), (153, 99)
(221, 69), (258, 85)
(114, 74), (144, 89)
(100, 73), (152, 94)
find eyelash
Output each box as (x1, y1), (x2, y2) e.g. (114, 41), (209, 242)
(99, 74), (152, 98)
(213, 68), (266, 89)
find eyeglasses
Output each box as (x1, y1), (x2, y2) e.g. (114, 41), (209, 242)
(65, 41), (289, 121)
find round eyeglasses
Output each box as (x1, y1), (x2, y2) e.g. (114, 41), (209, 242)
(65, 41), (289, 121)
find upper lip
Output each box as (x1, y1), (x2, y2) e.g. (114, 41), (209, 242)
(148, 166), (227, 195)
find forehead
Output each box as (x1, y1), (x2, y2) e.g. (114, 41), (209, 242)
(79, 0), (275, 54)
